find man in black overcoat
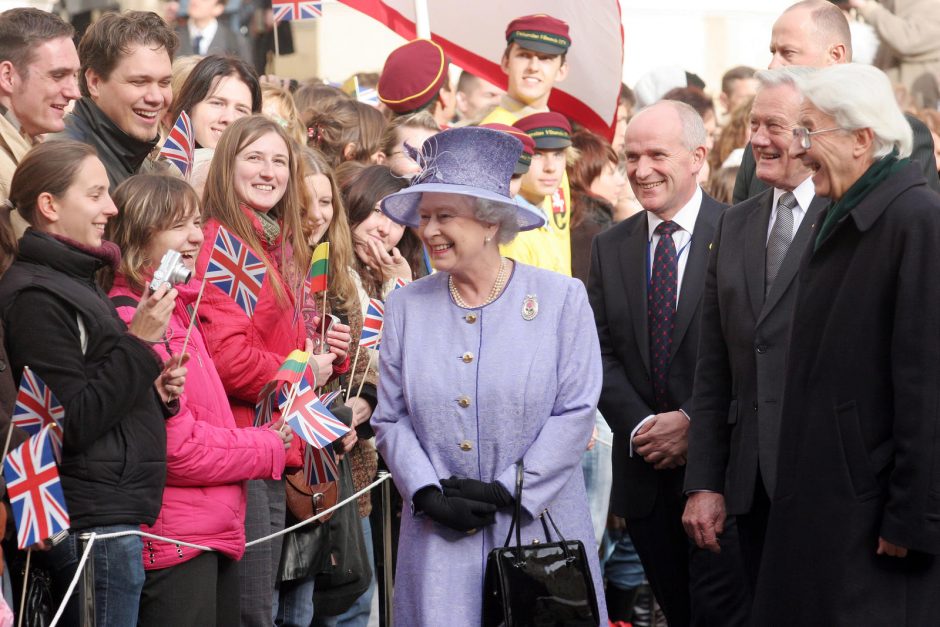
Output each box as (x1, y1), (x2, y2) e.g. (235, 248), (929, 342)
(753, 62), (940, 626)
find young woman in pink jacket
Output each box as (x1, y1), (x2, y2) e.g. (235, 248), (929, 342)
(105, 174), (292, 626)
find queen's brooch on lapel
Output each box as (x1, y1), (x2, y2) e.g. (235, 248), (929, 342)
(522, 294), (538, 321)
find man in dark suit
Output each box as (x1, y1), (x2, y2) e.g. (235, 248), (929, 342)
(175, 0), (251, 62)
(733, 0), (939, 203)
(588, 100), (748, 627)
(682, 67), (825, 591)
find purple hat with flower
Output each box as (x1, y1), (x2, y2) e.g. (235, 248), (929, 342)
(379, 126), (545, 231)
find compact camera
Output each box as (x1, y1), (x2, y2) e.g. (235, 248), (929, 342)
(149, 250), (192, 293)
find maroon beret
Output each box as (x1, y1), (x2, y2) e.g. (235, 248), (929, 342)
(377, 39), (450, 114)
(480, 122), (535, 174)
(505, 14), (571, 56)
(513, 112), (572, 150)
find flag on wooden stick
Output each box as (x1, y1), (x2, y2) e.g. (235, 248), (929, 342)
(4, 426), (69, 549)
(306, 242), (329, 295)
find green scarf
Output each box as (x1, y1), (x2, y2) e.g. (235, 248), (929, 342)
(814, 149), (908, 251)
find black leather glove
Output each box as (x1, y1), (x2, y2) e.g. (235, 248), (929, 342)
(440, 476), (514, 508)
(412, 486), (497, 532)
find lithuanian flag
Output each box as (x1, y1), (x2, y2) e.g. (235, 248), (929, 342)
(307, 242), (329, 294)
(275, 350), (310, 387)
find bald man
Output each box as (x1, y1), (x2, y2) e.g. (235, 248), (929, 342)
(733, 0), (939, 203)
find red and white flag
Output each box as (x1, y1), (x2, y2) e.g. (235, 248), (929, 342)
(337, 0), (624, 138)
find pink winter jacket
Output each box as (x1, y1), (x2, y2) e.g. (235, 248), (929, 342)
(109, 275), (286, 569)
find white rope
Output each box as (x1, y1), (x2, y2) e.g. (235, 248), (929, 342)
(49, 532), (96, 627)
(45, 473), (393, 625)
(246, 473), (390, 547)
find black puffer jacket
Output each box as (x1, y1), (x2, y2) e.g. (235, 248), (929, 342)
(0, 230), (170, 529)
(53, 97), (159, 192)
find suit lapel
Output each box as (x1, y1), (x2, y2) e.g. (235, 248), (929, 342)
(670, 196), (719, 359)
(757, 195), (826, 325)
(744, 190), (773, 320)
(618, 218), (651, 375)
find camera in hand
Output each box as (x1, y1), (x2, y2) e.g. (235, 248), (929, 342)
(149, 250), (192, 293)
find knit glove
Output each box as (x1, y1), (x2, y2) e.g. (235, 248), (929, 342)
(412, 486), (497, 532)
(440, 476), (514, 508)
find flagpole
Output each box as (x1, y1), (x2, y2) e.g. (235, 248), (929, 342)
(355, 350), (374, 399)
(272, 17), (281, 67)
(345, 345), (362, 403)
(414, 0), (430, 38)
(17, 548), (30, 627)
(179, 278), (207, 363)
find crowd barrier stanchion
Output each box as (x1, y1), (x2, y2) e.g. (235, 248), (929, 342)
(379, 470), (394, 627)
(78, 533), (95, 627)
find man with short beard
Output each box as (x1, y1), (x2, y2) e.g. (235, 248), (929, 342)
(0, 8), (80, 203)
(53, 11), (178, 191)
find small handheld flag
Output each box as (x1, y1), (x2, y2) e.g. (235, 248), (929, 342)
(159, 112), (195, 177)
(281, 371), (349, 449)
(4, 426), (69, 549)
(304, 445), (339, 485)
(254, 350), (312, 426)
(272, 0), (322, 22)
(393, 277), (408, 290)
(306, 242), (329, 295)
(12, 367), (64, 437)
(205, 226), (267, 317)
(359, 299), (384, 350)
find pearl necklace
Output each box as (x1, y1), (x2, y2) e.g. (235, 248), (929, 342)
(449, 258), (509, 308)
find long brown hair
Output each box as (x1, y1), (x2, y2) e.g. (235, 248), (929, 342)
(569, 130), (618, 228)
(202, 115), (308, 300)
(107, 174), (201, 292)
(299, 147), (356, 311)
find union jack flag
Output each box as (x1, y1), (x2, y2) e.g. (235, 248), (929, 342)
(393, 277), (408, 290)
(13, 367), (64, 437)
(205, 226), (267, 317)
(4, 426), (69, 549)
(282, 373), (349, 449)
(304, 444), (339, 485)
(254, 392), (274, 427)
(356, 86), (379, 107)
(272, 0), (322, 21)
(319, 389), (342, 409)
(159, 112), (195, 177)
(359, 299), (383, 350)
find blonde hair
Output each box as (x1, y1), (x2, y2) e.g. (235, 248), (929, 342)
(108, 174), (200, 292)
(202, 115), (309, 301)
(262, 83), (305, 144)
(378, 110), (440, 157)
(299, 146), (357, 311)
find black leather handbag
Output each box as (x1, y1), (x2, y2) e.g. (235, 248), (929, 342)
(482, 463), (600, 627)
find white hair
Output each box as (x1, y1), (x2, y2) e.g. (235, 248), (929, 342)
(474, 197), (520, 245)
(754, 66), (817, 90)
(795, 64), (912, 159)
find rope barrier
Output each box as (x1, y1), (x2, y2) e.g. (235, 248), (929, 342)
(47, 473), (393, 626)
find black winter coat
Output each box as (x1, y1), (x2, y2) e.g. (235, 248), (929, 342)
(0, 230), (170, 530)
(754, 163), (940, 625)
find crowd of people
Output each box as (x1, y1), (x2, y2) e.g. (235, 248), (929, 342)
(0, 0), (938, 626)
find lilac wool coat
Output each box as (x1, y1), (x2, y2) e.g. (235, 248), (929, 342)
(373, 262), (607, 626)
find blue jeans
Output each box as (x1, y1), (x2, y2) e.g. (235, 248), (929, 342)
(275, 575), (315, 627)
(604, 527), (646, 590)
(581, 411), (613, 546)
(315, 517), (375, 627)
(47, 524), (145, 627)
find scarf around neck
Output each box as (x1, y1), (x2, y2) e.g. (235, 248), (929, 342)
(814, 149), (908, 251)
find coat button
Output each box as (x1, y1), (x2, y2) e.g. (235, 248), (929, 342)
(752, 402), (758, 411)
(457, 396), (471, 408)
(465, 314), (477, 324)
(0, 360), (6, 372)
(461, 352), (474, 363)
(756, 344), (767, 354)
(459, 440), (473, 451)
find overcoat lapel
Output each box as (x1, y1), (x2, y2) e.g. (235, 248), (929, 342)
(619, 219), (651, 375)
(744, 190), (773, 321)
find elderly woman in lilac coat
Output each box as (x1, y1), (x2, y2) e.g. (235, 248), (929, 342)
(373, 126), (607, 626)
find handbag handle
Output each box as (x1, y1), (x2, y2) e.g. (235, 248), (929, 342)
(539, 509), (575, 563)
(502, 461), (524, 549)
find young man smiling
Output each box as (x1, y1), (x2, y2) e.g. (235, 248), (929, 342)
(54, 11), (178, 191)
(483, 15), (573, 275)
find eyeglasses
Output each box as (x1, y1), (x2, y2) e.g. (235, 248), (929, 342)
(792, 126), (844, 150)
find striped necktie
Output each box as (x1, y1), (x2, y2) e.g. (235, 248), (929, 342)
(766, 192), (798, 294)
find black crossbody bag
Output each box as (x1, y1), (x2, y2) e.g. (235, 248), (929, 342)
(482, 462), (600, 626)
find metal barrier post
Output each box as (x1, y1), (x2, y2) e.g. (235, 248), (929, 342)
(77, 534), (95, 627)
(378, 471), (393, 627)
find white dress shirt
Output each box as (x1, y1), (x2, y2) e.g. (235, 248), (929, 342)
(767, 176), (814, 244)
(188, 19), (219, 55)
(631, 186), (703, 455)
